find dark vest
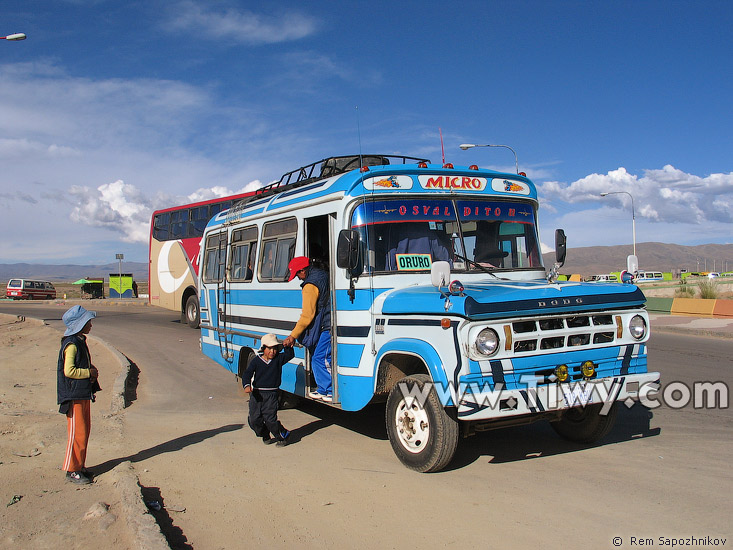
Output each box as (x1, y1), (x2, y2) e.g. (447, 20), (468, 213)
(299, 267), (331, 348)
(57, 334), (94, 404)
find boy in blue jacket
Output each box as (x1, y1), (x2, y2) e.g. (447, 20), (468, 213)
(242, 334), (295, 446)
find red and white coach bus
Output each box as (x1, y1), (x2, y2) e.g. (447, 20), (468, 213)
(149, 192), (255, 327)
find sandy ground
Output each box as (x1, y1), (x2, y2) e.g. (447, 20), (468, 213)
(0, 314), (135, 549)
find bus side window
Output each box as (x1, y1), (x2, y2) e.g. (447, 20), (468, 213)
(259, 218), (297, 282)
(202, 232), (227, 283)
(230, 226), (258, 282)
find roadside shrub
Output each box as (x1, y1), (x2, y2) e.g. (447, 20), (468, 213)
(698, 279), (719, 299)
(674, 285), (695, 298)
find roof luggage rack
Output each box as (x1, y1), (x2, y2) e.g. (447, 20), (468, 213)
(225, 154), (430, 224)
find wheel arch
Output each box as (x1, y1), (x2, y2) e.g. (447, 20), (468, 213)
(374, 338), (452, 404)
(180, 285), (198, 318)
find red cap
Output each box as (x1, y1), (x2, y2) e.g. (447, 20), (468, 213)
(288, 256), (310, 281)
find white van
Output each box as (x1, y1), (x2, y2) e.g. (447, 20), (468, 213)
(6, 279), (57, 300)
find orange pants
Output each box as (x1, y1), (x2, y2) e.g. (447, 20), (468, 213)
(63, 400), (91, 472)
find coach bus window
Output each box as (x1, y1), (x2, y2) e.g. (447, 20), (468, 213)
(190, 206), (211, 237)
(203, 232), (227, 283)
(259, 218), (297, 282)
(170, 210), (187, 240)
(153, 212), (170, 241)
(230, 226), (257, 282)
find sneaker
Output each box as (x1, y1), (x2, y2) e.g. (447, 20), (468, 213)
(66, 471), (91, 485)
(321, 394), (333, 403)
(308, 390), (322, 400)
(262, 435), (275, 445)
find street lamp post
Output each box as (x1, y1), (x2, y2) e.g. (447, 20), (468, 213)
(600, 191), (636, 258)
(115, 253), (124, 299)
(1, 33), (27, 41)
(459, 143), (519, 175)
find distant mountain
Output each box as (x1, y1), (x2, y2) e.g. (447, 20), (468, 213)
(1, 242), (731, 282)
(0, 262), (148, 282)
(542, 242), (733, 276)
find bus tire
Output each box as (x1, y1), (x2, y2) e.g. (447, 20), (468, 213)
(386, 374), (459, 473)
(550, 403), (617, 443)
(185, 295), (200, 329)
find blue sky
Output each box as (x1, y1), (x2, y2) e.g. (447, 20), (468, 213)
(1, 0), (731, 266)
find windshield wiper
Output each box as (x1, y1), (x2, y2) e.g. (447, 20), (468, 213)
(453, 253), (501, 279)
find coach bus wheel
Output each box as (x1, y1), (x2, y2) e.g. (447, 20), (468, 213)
(550, 402), (618, 443)
(185, 295), (200, 329)
(386, 374), (459, 473)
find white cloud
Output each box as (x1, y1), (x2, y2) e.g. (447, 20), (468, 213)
(67, 179), (265, 246)
(164, 1), (319, 44)
(537, 165), (733, 225)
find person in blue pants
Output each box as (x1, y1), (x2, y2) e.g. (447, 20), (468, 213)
(283, 256), (332, 402)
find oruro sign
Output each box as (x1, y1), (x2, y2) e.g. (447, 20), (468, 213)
(395, 253), (432, 270)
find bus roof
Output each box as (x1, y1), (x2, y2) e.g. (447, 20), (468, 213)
(151, 190), (256, 216)
(212, 157), (538, 230)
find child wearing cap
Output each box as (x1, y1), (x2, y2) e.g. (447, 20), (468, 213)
(242, 334), (295, 446)
(57, 305), (100, 484)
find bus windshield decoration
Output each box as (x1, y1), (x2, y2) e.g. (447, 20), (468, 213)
(150, 153), (659, 472)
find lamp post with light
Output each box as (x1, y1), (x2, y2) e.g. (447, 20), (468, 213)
(1, 33), (26, 41)
(459, 143), (519, 175)
(115, 253), (124, 299)
(600, 191), (636, 258)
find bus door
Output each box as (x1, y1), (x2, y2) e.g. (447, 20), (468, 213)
(305, 214), (337, 403)
(201, 231), (233, 361)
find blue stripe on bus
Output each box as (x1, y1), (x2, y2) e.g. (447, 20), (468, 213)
(337, 373), (375, 411)
(337, 343), (365, 368)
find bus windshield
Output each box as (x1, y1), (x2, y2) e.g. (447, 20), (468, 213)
(350, 198), (542, 273)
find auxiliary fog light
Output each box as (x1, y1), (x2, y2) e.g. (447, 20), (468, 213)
(476, 328), (500, 356)
(629, 315), (647, 340)
(581, 360), (596, 378)
(554, 364), (569, 382)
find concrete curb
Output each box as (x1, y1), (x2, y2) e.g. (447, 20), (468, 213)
(108, 462), (170, 550)
(90, 335), (171, 550)
(650, 324), (733, 340)
(645, 296), (733, 318)
(88, 334), (131, 415)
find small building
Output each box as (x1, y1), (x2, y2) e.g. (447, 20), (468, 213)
(109, 273), (135, 298)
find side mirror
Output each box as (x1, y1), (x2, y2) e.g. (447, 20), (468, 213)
(555, 229), (567, 267)
(431, 261), (451, 288)
(336, 229), (360, 274)
(627, 254), (638, 274)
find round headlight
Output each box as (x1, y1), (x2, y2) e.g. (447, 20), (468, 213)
(629, 315), (647, 340)
(476, 328), (500, 356)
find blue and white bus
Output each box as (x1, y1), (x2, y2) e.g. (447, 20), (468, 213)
(199, 154), (658, 471)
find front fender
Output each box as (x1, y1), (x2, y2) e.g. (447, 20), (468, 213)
(375, 338), (454, 406)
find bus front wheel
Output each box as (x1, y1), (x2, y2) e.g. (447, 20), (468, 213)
(386, 374), (459, 473)
(185, 295), (200, 329)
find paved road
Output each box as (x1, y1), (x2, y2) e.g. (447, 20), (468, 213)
(3, 301), (731, 549)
